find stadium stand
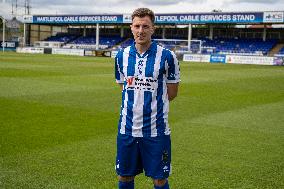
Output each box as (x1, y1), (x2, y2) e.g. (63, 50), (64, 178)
(39, 27), (281, 56)
(114, 38), (186, 51)
(41, 32), (279, 56)
(155, 39), (186, 50)
(113, 38), (134, 49)
(201, 38), (277, 55)
(44, 34), (125, 49)
(45, 34), (78, 43)
(278, 46), (284, 55)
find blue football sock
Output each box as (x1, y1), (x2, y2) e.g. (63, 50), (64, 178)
(119, 180), (134, 189)
(154, 180), (169, 189)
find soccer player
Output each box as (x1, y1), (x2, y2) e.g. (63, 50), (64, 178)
(114, 8), (180, 189)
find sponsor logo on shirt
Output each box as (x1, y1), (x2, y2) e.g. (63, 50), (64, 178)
(126, 76), (158, 91)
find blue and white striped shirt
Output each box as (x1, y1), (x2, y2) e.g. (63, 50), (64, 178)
(115, 42), (180, 137)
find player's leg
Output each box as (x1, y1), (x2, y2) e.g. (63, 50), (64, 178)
(118, 176), (135, 189)
(116, 134), (143, 189)
(139, 135), (171, 189)
(153, 179), (169, 189)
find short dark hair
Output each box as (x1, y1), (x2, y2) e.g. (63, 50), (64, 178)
(131, 8), (155, 24)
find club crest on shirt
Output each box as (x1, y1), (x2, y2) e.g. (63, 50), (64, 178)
(137, 59), (144, 75)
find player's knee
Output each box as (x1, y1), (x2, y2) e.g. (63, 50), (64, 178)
(118, 175), (134, 182)
(153, 179), (167, 187)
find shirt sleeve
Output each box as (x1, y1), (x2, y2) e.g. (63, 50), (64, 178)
(166, 51), (180, 83)
(115, 51), (124, 84)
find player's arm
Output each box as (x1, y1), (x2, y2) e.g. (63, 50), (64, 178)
(115, 52), (124, 91)
(167, 83), (179, 101)
(166, 51), (180, 102)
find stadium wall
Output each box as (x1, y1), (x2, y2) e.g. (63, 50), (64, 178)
(183, 53), (284, 65)
(16, 47), (113, 57)
(1, 41), (18, 51)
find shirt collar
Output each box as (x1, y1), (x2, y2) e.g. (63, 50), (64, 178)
(130, 40), (157, 58)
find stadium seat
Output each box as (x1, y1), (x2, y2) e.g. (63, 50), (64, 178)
(201, 38), (277, 55)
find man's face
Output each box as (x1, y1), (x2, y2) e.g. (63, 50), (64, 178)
(131, 16), (154, 46)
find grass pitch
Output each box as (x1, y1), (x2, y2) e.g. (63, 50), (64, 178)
(0, 52), (283, 188)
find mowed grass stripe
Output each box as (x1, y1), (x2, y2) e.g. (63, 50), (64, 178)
(171, 102), (283, 188)
(1, 52), (284, 188)
(0, 97), (117, 155)
(2, 136), (117, 188)
(187, 100), (284, 133)
(0, 75), (114, 97)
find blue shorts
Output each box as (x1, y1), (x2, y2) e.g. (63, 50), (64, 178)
(115, 134), (171, 179)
